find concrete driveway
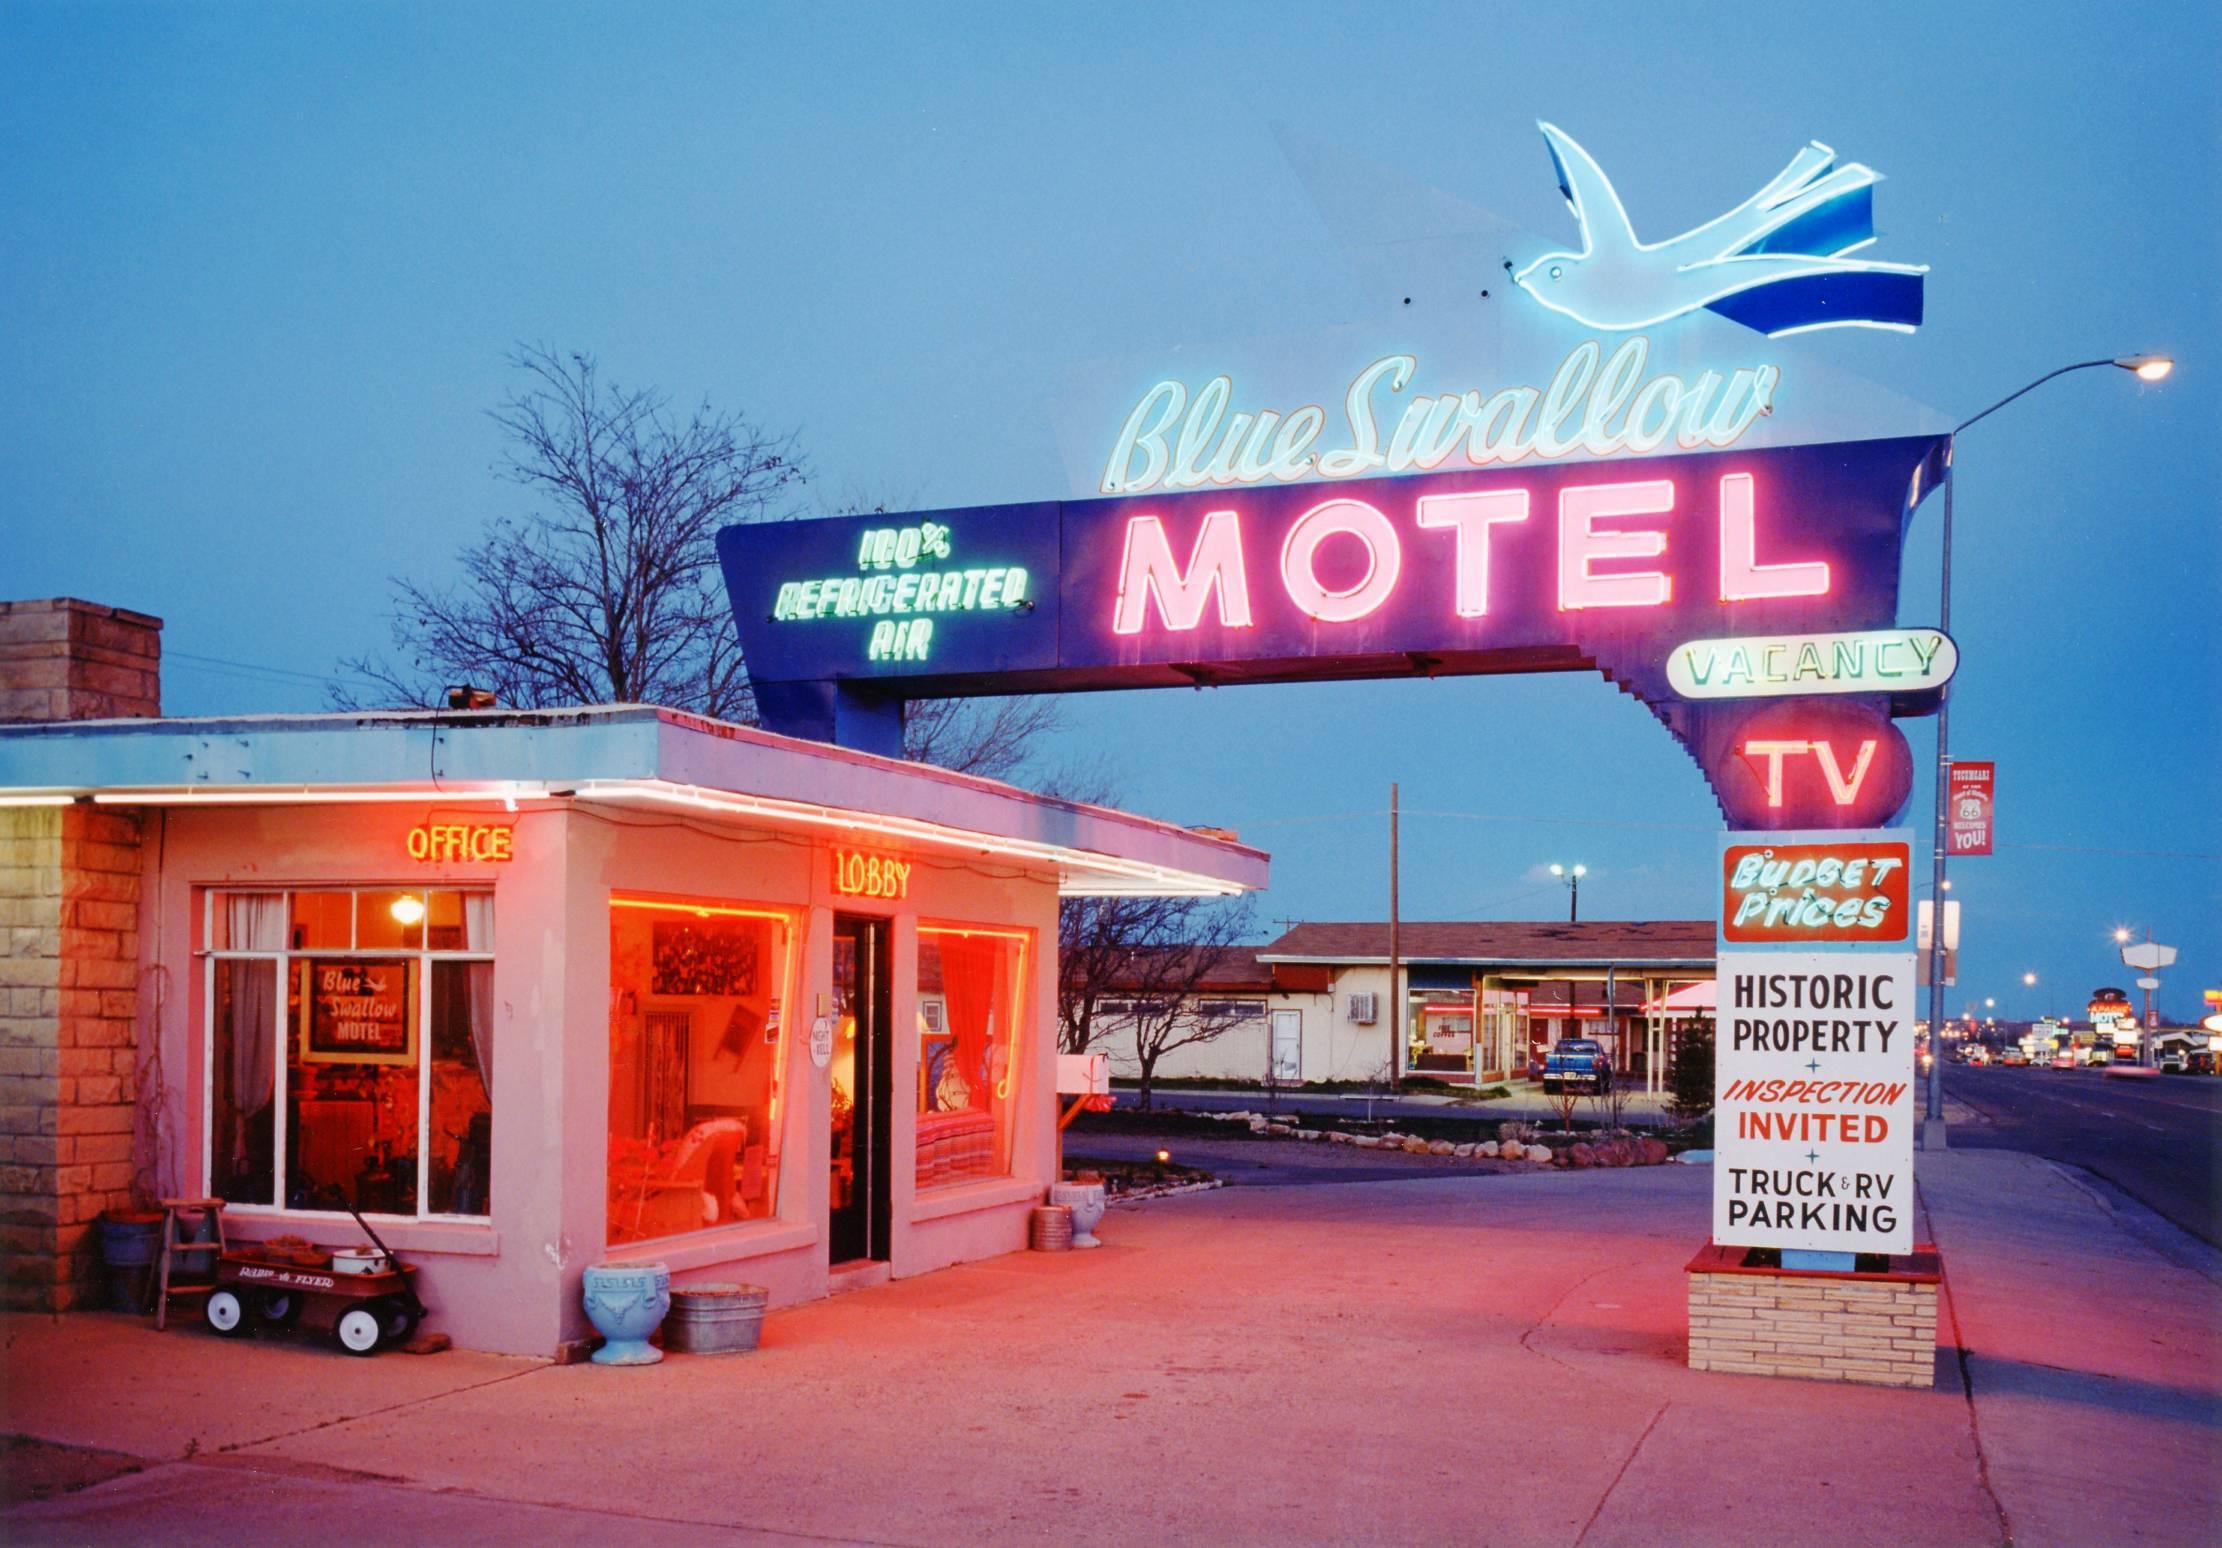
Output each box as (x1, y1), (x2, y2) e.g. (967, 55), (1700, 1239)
(5, 1150), (2217, 1547)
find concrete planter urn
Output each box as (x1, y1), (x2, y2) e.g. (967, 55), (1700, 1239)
(1048, 1182), (1107, 1248)
(583, 1262), (670, 1365)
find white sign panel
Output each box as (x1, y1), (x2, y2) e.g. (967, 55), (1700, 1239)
(809, 1017), (834, 1070)
(1714, 950), (1915, 1254)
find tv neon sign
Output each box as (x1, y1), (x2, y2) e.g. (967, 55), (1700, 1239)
(1669, 628), (1955, 700)
(1103, 339), (1779, 496)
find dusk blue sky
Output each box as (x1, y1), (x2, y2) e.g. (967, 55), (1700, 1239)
(5, 3), (2215, 1021)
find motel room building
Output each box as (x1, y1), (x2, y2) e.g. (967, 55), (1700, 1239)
(0, 599), (1262, 1352)
(1107, 921), (1716, 1092)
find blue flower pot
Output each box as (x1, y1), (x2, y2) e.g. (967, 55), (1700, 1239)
(582, 1262), (670, 1365)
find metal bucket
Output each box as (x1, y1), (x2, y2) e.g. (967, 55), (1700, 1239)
(1029, 1204), (1073, 1251)
(663, 1282), (769, 1355)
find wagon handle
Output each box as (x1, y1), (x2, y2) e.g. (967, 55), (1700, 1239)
(346, 1205), (428, 1322)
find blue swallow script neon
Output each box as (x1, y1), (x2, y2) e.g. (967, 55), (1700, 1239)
(1513, 123), (1927, 337)
(1102, 339), (1777, 496)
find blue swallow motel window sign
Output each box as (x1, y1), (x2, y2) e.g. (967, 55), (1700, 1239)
(719, 123), (1950, 833)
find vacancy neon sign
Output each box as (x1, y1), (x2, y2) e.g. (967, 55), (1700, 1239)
(1111, 470), (1827, 633)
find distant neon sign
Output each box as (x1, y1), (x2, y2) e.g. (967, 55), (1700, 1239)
(1669, 628), (1955, 700)
(1102, 339), (1779, 496)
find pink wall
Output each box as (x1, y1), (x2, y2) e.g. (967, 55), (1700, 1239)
(138, 793), (1062, 1356)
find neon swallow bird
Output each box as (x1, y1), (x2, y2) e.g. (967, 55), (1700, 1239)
(1514, 122), (1927, 336)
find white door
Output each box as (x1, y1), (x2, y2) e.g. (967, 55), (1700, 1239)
(1270, 1011), (1301, 1084)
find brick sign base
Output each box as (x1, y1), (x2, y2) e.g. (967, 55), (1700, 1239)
(1686, 1243), (1939, 1388)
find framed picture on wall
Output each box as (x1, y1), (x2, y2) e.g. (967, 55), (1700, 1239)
(297, 959), (417, 1067)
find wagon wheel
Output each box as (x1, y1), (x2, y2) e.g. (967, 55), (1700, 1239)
(204, 1288), (248, 1337)
(377, 1297), (422, 1345)
(257, 1289), (303, 1327)
(334, 1306), (384, 1357)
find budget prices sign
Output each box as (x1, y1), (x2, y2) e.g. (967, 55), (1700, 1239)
(1713, 951), (1915, 1253)
(1722, 833), (1911, 944)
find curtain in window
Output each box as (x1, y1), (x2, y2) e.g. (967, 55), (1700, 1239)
(224, 895), (285, 1115)
(462, 892), (496, 1086)
(936, 936), (998, 1110)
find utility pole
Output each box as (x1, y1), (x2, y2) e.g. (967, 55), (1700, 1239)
(1388, 782), (1400, 1090)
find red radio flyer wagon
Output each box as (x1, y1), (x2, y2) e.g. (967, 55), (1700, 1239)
(203, 1209), (427, 1356)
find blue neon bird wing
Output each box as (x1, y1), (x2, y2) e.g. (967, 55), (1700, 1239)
(1705, 264), (1925, 334)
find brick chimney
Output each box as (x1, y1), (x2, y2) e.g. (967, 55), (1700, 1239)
(0, 599), (161, 1310)
(0, 598), (163, 722)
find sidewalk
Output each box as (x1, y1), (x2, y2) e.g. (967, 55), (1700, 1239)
(5, 1149), (2217, 1546)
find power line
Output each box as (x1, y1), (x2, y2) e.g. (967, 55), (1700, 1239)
(164, 649), (382, 694)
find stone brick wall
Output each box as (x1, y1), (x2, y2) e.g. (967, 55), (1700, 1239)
(0, 804), (148, 1311)
(1688, 1260), (1938, 1388)
(0, 598), (163, 722)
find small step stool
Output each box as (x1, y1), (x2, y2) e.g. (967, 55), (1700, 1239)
(151, 1198), (227, 1330)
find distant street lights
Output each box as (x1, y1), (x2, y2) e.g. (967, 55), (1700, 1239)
(1548, 863), (1586, 923)
(1921, 353), (2174, 1147)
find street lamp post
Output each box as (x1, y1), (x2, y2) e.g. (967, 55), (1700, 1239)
(1921, 354), (2172, 1152)
(1549, 863), (1586, 923)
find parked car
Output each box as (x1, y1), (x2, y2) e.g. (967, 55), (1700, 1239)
(2051, 1053), (2076, 1070)
(1541, 1038), (1612, 1095)
(2158, 1051), (2187, 1074)
(1999, 1049), (2030, 1067)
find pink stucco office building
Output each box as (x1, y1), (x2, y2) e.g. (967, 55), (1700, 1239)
(0, 606), (1264, 1353)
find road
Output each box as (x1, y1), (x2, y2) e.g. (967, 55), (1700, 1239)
(1944, 1064), (2222, 1247)
(1109, 1085), (1674, 1129)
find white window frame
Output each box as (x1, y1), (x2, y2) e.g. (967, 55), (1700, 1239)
(199, 886), (495, 1225)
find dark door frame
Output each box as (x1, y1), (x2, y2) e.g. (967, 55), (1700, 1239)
(831, 913), (893, 1264)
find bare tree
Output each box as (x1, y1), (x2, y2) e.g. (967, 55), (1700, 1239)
(901, 695), (1065, 782)
(1059, 894), (1258, 1110)
(342, 346), (803, 715)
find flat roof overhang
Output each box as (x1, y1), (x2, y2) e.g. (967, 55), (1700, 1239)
(0, 705), (1266, 899)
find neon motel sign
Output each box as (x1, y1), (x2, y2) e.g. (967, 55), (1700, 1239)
(719, 121), (1940, 833)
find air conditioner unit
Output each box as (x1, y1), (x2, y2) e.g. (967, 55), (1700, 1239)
(1348, 991), (1378, 1025)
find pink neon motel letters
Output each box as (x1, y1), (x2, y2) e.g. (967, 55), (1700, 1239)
(1110, 470), (1829, 635)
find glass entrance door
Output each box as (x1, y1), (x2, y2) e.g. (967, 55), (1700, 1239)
(829, 915), (892, 1264)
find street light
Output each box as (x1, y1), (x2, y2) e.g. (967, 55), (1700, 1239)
(1548, 862), (1586, 923)
(1922, 354), (2173, 1149)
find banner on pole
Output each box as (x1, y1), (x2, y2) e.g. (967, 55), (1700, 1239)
(1946, 761), (1995, 856)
